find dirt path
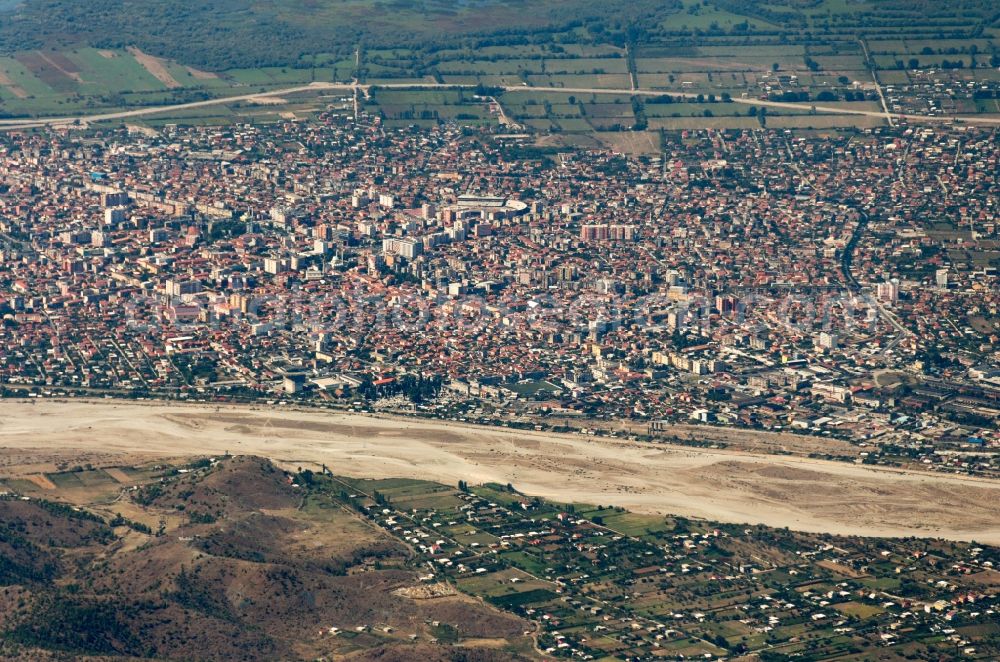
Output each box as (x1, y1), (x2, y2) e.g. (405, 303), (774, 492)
(1, 399), (998, 544)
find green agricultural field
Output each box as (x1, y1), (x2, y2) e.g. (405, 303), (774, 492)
(72, 468), (118, 487)
(835, 601), (885, 618)
(68, 48), (166, 93)
(595, 511), (673, 536)
(45, 471), (85, 489)
(0, 47), (342, 119)
(0, 56), (56, 98)
(543, 58), (628, 75)
(499, 550), (550, 576)
(663, 0), (780, 31)
(552, 118), (591, 132)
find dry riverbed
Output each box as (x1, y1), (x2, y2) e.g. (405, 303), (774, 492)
(1, 399), (997, 543)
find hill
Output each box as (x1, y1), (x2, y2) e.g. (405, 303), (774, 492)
(0, 456), (534, 660)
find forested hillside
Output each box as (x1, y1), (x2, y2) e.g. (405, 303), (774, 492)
(0, 0), (681, 70)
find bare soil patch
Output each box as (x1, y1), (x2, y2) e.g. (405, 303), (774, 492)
(186, 66), (218, 80)
(24, 474), (56, 490)
(596, 129), (663, 155)
(127, 46), (182, 88)
(394, 582), (459, 599)
(248, 96), (288, 105)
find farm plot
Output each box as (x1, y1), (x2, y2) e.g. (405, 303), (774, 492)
(15, 51), (80, 93)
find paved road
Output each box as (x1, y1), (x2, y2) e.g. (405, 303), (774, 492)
(0, 82), (354, 128)
(858, 38), (894, 127)
(500, 84), (1000, 125)
(840, 209), (913, 348)
(840, 209), (869, 292)
(1, 80), (998, 129)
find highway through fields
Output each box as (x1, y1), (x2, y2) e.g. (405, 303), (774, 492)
(1, 81), (999, 129)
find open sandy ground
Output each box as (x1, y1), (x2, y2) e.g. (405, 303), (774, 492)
(186, 66), (218, 80)
(127, 46), (181, 89)
(1, 399), (997, 544)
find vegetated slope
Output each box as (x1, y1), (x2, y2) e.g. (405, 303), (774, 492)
(0, 0), (680, 71)
(0, 456), (531, 661)
(0, 497), (112, 587)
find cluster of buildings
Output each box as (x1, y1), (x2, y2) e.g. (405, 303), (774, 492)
(349, 478), (1000, 660)
(0, 113), (996, 470)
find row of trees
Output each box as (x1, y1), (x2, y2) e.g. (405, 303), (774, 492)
(355, 373), (443, 403)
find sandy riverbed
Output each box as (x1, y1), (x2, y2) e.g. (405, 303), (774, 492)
(1, 399), (997, 543)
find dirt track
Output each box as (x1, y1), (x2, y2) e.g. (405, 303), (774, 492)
(1, 399), (998, 544)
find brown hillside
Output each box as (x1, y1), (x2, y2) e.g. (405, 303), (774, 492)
(0, 456), (534, 661)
